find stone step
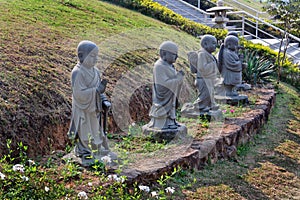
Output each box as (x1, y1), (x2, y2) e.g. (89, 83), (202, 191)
(243, 35), (253, 40)
(274, 43), (300, 54)
(167, 6), (206, 18)
(250, 39), (280, 47)
(153, 0), (213, 26)
(289, 49), (300, 63)
(225, 25), (237, 31)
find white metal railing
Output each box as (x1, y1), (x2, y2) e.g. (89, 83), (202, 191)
(226, 10), (300, 62)
(228, 10), (300, 43)
(180, 0), (300, 62)
(224, 0), (267, 18)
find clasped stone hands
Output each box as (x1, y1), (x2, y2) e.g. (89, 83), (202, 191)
(96, 79), (108, 93)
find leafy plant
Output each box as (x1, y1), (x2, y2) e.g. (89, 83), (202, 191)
(264, 0), (300, 83)
(221, 104), (251, 118)
(243, 49), (276, 85)
(114, 124), (167, 154)
(105, 0), (227, 39)
(60, 161), (82, 182)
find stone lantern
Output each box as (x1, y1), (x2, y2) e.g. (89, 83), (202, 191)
(206, 0), (233, 29)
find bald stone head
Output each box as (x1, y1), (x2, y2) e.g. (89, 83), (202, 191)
(200, 34), (217, 54)
(159, 41), (178, 54)
(77, 40), (99, 68)
(227, 31), (239, 38)
(159, 41), (178, 64)
(224, 35), (239, 51)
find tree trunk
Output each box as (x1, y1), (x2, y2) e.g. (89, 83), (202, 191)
(276, 23), (288, 84)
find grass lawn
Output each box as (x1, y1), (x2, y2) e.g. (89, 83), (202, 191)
(223, 0), (270, 19)
(167, 82), (300, 199)
(0, 0), (199, 156)
(0, 0), (299, 199)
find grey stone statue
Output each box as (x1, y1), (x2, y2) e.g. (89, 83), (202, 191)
(218, 35), (244, 96)
(67, 40), (115, 165)
(148, 41), (184, 129)
(143, 41), (187, 142)
(181, 34), (220, 117)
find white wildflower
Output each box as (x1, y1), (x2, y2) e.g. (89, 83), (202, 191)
(116, 176), (125, 183)
(45, 186), (50, 192)
(107, 174), (125, 183)
(131, 122), (136, 126)
(108, 174), (118, 181)
(151, 191), (158, 197)
(165, 186), (175, 194)
(21, 176), (29, 181)
(13, 164), (24, 173)
(78, 191), (88, 199)
(28, 160), (35, 165)
(138, 185), (150, 193)
(0, 172), (6, 180)
(88, 182), (93, 187)
(100, 155), (111, 164)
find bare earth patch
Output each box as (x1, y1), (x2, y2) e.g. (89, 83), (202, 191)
(243, 162), (300, 199)
(275, 140), (300, 164)
(183, 184), (246, 200)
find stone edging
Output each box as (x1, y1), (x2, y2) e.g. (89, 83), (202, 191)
(122, 88), (276, 184)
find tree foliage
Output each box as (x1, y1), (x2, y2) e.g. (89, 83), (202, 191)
(265, 0), (300, 83)
(267, 0), (300, 31)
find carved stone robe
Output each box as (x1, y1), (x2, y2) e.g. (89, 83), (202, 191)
(221, 48), (242, 86)
(68, 63), (104, 157)
(148, 59), (183, 128)
(195, 48), (218, 109)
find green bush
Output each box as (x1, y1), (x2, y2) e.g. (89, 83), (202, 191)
(243, 49), (275, 85)
(281, 63), (300, 89)
(106, 0), (227, 40)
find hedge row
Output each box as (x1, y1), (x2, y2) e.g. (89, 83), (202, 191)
(106, 0), (226, 39)
(106, 0), (300, 89)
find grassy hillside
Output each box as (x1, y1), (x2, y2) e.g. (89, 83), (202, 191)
(0, 0), (200, 157)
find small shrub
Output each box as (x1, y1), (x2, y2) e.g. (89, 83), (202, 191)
(105, 0), (227, 40)
(243, 49), (275, 85)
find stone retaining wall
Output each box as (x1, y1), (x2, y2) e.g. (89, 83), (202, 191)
(122, 87), (276, 184)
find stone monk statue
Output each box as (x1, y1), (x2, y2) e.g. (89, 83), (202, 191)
(147, 41), (184, 130)
(68, 40), (113, 164)
(218, 35), (243, 96)
(182, 35), (219, 116)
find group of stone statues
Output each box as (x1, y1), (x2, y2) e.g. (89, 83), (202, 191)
(67, 33), (246, 165)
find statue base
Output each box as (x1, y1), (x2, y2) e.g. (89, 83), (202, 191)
(181, 102), (223, 121)
(181, 103), (223, 121)
(215, 94), (249, 106)
(236, 83), (251, 91)
(142, 124), (187, 143)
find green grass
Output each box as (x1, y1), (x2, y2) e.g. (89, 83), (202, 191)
(1, 0), (300, 199)
(223, 0), (270, 19)
(0, 0), (199, 157)
(1, 0), (160, 37)
(165, 82), (300, 199)
(0, 1), (201, 198)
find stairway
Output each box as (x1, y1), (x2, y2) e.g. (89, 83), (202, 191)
(250, 39), (300, 64)
(152, 0), (214, 26)
(152, 0), (300, 64)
